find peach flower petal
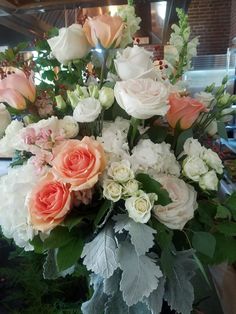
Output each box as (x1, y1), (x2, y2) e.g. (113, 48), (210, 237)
(0, 88), (26, 110)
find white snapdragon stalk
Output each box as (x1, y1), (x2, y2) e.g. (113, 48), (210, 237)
(183, 156), (208, 182)
(199, 170), (219, 191)
(125, 190), (157, 223)
(103, 180), (123, 202)
(73, 97), (102, 123)
(202, 148), (224, 174)
(108, 160), (134, 183)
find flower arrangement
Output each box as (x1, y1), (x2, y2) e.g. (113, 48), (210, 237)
(0, 2), (235, 313)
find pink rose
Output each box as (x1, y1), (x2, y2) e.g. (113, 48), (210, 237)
(51, 137), (106, 191)
(28, 172), (71, 232)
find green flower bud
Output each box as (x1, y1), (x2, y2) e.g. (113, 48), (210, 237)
(229, 95), (236, 104)
(99, 87), (114, 109)
(204, 83), (215, 93)
(55, 95), (67, 111)
(88, 84), (99, 99)
(67, 90), (79, 109)
(23, 114), (39, 126)
(75, 85), (89, 98)
(217, 93), (230, 107)
(222, 75), (228, 85)
(215, 85), (225, 97)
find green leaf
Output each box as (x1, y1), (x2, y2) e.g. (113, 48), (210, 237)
(193, 253), (211, 287)
(175, 128), (193, 155)
(192, 232), (216, 258)
(161, 247), (175, 279)
(217, 121), (228, 140)
(215, 205), (232, 220)
(225, 192), (236, 219)
(57, 237), (84, 271)
(30, 235), (44, 254)
(211, 233), (236, 264)
(43, 249), (59, 280)
(94, 200), (112, 226)
(136, 173), (171, 206)
(145, 125), (168, 143)
(216, 222), (236, 236)
(63, 215), (83, 231)
(43, 226), (74, 249)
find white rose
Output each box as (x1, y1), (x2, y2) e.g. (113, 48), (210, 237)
(47, 24), (91, 65)
(103, 180), (122, 202)
(73, 97), (102, 123)
(153, 175), (197, 230)
(123, 179), (139, 197)
(108, 160), (134, 183)
(183, 156), (208, 181)
(199, 170), (218, 191)
(114, 46), (157, 81)
(59, 116), (79, 138)
(202, 148), (223, 174)
(183, 137), (203, 157)
(0, 103), (11, 138)
(114, 78), (169, 119)
(99, 87), (114, 109)
(125, 190), (156, 223)
(194, 92), (214, 108)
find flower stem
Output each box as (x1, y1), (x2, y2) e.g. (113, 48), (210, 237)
(99, 50), (108, 89)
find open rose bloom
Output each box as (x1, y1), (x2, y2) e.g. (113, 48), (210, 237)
(0, 6), (234, 314)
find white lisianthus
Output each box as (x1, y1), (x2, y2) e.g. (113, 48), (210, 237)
(183, 137), (203, 157)
(0, 103), (11, 138)
(59, 116), (79, 138)
(123, 179), (139, 197)
(206, 119), (218, 136)
(99, 87), (114, 109)
(114, 78), (169, 119)
(125, 190), (157, 223)
(202, 148), (223, 174)
(0, 120), (24, 157)
(114, 46), (157, 81)
(194, 91), (214, 108)
(220, 108), (235, 123)
(199, 170), (219, 191)
(103, 179), (122, 202)
(108, 160), (134, 183)
(73, 97), (102, 123)
(0, 162), (45, 250)
(153, 175), (198, 230)
(183, 156), (208, 182)
(47, 24), (91, 65)
(130, 139), (180, 176)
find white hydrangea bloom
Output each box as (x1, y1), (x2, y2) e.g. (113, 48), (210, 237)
(0, 162), (45, 250)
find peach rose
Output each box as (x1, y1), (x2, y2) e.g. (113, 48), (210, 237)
(83, 15), (124, 49)
(167, 93), (207, 129)
(51, 137), (106, 191)
(28, 172), (71, 232)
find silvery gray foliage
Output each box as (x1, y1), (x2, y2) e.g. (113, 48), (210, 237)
(164, 250), (197, 314)
(104, 269), (121, 296)
(143, 276), (166, 314)
(113, 214), (156, 255)
(81, 222), (118, 278)
(81, 274), (108, 314)
(43, 249), (59, 280)
(118, 241), (163, 307)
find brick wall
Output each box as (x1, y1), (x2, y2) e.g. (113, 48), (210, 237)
(188, 0), (231, 55)
(230, 0), (236, 44)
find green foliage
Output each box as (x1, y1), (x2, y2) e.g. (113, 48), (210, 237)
(57, 238), (84, 271)
(94, 199), (112, 226)
(192, 232), (216, 258)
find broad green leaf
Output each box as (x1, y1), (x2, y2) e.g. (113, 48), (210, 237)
(145, 125), (168, 143)
(192, 232), (216, 258)
(215, 205), (232, 220)
(217, 121), (228, 140)
(63, 215), (83, 231)
(175, 128), (193, 155)
(81, 223), (118, 278)
(136, 173), (171, 206)
(216, 222), (236, 236)
(113, 214), (156, 256)
(210, 233), (236, 264)
(30, 235), (44, 254)
(94, 200), (112, 226)
(225, 192), (236, 219)
(57, 237), (83, 271)
(193, 253), (211, 287)
(43, 226), (74, 249)
(118, 241), (163, 307)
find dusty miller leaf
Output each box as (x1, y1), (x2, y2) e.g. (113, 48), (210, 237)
(118, 241), (163, 307)
(81, 274), (108, 314)
(104, 269), (121, 296)
(113, 214), (156, 255)
(143, 276), (166, 314)
(164, 250), (196, 314)
(81, 223), (118, 278)
(43, 249), (59, 280)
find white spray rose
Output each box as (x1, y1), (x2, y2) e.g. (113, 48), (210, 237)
(59, 116), (79, 138)
(99, 87), (114, 109)
(114, 46), (157, 81)
(199, 170), (219, 191)
(123, 179), (139, 197)
(125, 190), (157, 223)
(202, 148), (223, 174)
(114, 78), (169, 119)
(0, 103), (11, 138)
(73, 97), (102, 123)
(153, 175), (197, 230)
(183, 137), (203, 157)
(103, 180), (122, 202)
(108, 160), (134, 183)
(183, 156), (208, 181)
(194, 91), (214, 108)
(47, 24), (91, 65)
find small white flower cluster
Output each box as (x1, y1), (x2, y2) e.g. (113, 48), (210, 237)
(103, 160), (157, 223)
(182, 138), (223, 191)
